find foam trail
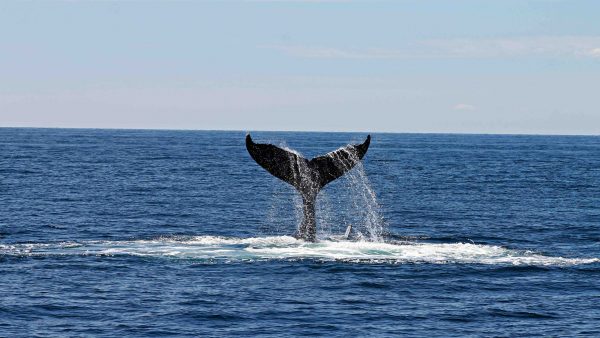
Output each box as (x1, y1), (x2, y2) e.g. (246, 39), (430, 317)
(1, 236), (598, 266)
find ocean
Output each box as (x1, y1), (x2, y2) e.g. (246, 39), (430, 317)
(1, 128), (599, 337)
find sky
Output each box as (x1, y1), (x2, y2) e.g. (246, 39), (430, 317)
(1, 0), (600, 135)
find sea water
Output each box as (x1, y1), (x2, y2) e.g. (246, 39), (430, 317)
(1, 128), (599, 336)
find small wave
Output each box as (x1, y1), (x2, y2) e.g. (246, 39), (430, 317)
(0, 236), (598, 266)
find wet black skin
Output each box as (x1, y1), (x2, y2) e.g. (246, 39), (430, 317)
(246, 134), (370, 242)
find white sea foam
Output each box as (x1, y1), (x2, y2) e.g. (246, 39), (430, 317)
(1, 236), (598, 266)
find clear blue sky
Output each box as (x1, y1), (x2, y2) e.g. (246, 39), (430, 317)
(1, 0), (600, 134)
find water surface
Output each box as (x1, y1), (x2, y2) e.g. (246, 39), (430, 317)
(1, 129), (599, 336)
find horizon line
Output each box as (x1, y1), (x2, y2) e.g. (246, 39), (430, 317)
(0, 126), (598, 137)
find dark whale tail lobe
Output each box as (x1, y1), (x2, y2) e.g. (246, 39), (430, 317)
(245, 134), (370, 192)
(245, 134), (371, 241)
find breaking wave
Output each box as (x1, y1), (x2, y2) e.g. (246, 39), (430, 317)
(1, 236), (598, 266)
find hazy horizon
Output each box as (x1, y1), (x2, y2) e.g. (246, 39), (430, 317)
(2, 125), (599, 137)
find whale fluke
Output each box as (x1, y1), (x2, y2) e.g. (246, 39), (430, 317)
(246, 134), (371, 242)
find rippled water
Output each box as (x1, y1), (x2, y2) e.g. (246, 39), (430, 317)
(1, 128), (599, 336)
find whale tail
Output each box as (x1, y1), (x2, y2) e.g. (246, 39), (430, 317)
(246, 134), (371, 241)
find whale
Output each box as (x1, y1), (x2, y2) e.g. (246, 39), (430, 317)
(246, 134), (371, 242)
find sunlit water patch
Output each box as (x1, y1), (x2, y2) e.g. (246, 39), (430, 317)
(1, 236), (597, 266)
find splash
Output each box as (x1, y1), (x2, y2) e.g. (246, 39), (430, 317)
(322, 146), (385, 241)
(339, 160), (385, 241)
(1, 236), (598, 266)
(264, 140), (386, 241)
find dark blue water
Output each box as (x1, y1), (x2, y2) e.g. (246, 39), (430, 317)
(1, 128), (599, 337)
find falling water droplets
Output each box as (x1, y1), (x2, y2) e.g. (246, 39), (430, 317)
(265, 138), (386, 242)
(339, 160), (386, 241)
(327, 147), (386, 241)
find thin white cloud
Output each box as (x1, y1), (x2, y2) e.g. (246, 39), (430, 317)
(423, 36), (600, 58)
(589, 48), (600, 58)
(261, 45), (406, 59)
(453, 103), (476, 111)
(264, 36), (600, 59)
